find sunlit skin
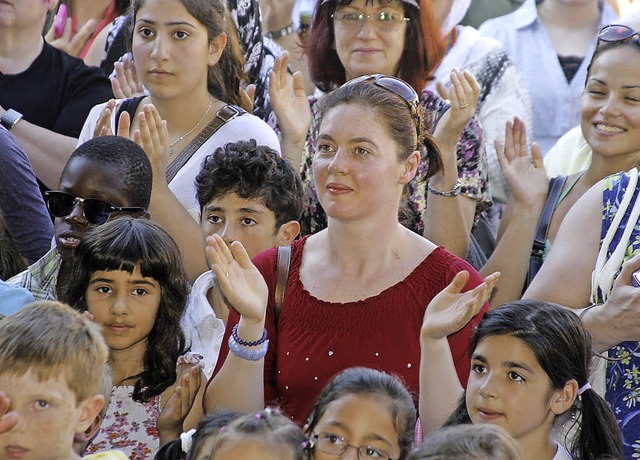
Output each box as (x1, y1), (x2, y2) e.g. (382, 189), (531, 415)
(313, 103), (418, 223)
(466, 335), (572, 460)
(86, 267), (161, 369)
(310, 393), (401, 460)
(0, 371), (102, 460)
(333, 0), (408, 80)
(132, 0), (224, 102)
(580, 46), (640, 164)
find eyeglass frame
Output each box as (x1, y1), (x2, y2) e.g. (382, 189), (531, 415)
(597, 24), (640, 46)
(309, 432), (398, 460)
(44, 190), (146, 225)
(330, 10), (410, 32)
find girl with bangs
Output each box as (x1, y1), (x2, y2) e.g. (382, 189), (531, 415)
(58, 217), (204, 459)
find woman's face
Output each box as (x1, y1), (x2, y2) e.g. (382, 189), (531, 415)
(465, 335), (569, 446)
(310, 393), (401, 460)
(312, 102), (418, 222)
(333, 0), (409, 80)
(581, 46), (640, 160)
(132, 0), (225, 100)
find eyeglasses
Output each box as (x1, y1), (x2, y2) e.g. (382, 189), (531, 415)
(344, 74), (420, 123)
(310, 433), (397, 460)
(331, 11), (410, 32)
(44, 191), (145, 225)
(597, 24), (640, 45)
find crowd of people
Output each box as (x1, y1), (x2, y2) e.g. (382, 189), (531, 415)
(1, 0), (640, 459)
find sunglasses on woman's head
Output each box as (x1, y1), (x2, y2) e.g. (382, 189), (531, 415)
(597, 24), (640, 45)
(44, 191), (146, 225)
(343, 74), (420, 121)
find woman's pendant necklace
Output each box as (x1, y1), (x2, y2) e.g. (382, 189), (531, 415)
(168, 96), (213, 155)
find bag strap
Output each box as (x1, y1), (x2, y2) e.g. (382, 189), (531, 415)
(166, 104), (245, 183)
(115, 96), (146, 125)
(526, 175), (567, 287)
(274, 245), (292, 323)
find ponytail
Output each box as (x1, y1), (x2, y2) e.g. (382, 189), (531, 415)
(153, 438), (183, 460)
(570, 389), (623, 460)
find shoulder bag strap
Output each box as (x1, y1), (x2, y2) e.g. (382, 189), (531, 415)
(274, 245), (292, 324)
(526, 175), (567, 287)
(166, 104), (245, 184)
(114, 96), (146, 126)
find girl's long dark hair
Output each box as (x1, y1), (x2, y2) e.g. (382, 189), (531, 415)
(57, 216), (188, 402)
(446, 300), (623, 460)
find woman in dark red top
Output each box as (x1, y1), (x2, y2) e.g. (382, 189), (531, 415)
(204, 75), (498, 429)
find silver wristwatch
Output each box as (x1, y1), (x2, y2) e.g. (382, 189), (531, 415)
(1, 109), (23, 131)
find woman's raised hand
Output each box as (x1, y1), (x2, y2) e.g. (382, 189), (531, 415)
(111, 53), (145, 99)
(0, 392), (17, 434)
(434, 69), (481, 145)
(496, 117), (548, 209)
(205, 234), (269, 324)
(134, 104), (170, 178)
(45, 15), (97, 58)
(421, 271), (500, 340)
(269, 51), (311, 165)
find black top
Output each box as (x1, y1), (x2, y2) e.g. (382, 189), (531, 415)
(0, 42), (113, 138)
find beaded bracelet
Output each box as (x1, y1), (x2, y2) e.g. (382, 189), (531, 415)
(228, 335), (269, 361)
(427, 179), (462, 197)
(265, 23), (296, 40)
(232, 324), (267, 346)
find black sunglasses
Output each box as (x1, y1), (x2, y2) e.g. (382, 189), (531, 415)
(597, 24), (640, 45)
(44, 191), (145, 225)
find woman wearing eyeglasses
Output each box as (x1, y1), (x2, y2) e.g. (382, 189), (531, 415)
(520, 25), (640, 458)
(203, 76), (498, 430)
(271, 0), (491, 268)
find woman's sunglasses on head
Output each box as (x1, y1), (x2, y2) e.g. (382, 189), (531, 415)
(597, 24), (640, 45)
(44, 191), (146, 225)
(343, 74), (420, 120)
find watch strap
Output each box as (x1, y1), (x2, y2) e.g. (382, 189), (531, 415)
(1, 109), (23, 131)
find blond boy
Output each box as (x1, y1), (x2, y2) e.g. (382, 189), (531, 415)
(0, 301), (108, 460)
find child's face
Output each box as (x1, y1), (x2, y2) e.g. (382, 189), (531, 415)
(465, 335), (563, 445)
(310, 393), (401, 460)
(0, 370), (101, 460)
(210, 436), (295, 460)
(86, 267), (161, 358)
(200, 193), (285, 259)
(54, 157), (136, 261)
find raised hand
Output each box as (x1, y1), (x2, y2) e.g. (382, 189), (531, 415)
(422, 271), (500, 340)
(434, 69), (481, 145)
(205, 234), (269, 325)
(259, 0), (297, 32)
(269, 52), (311, 165)
(0, 392), (17, 434)
(45, 14), (97, 58)
(133, 104), (170, 177)
(157, 364), (202, 442)
(495, 117), (548, 209)
(111, 53), (145, 99)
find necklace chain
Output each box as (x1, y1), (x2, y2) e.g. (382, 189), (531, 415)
(168, 96), (213, 155)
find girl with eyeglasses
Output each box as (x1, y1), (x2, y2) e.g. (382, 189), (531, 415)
(202, 76), (498, 429)
(270, 0), (492, 269)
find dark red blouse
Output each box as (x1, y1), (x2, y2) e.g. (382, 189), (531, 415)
(213, 236), (487, 424)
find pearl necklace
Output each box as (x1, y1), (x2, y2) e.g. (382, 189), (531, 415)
(168, 96), (213, 155)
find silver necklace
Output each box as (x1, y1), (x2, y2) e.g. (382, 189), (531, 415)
(168, 96), (213, 155)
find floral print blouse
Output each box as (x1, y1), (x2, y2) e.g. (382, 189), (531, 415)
(299, 89), (492, 236)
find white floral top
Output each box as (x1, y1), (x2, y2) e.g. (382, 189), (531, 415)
(84, 386), (160, 460)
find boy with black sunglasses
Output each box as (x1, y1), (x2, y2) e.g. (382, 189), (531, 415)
(6, 136), (152, 302)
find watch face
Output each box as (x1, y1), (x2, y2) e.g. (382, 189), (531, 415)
(1, 109), (22, 130)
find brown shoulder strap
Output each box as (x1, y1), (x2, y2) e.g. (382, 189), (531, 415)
(274, 245), (292, 322)
(166, 104), (244, 183)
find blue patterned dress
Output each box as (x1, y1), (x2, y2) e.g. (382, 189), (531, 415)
(599, 171), (640, 458)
